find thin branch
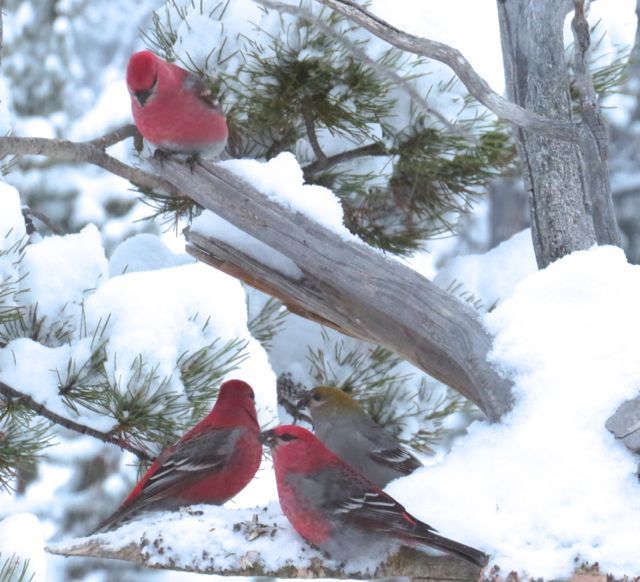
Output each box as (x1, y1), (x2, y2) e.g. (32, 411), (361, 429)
(309, 0), (583, 143)
(254, 0), (461, 134)
(21, 205), (63, 235)
(569, 0), (621, 247)
(0, 131), (179, 197)
(303, 142), (386, 177)
(88, 124), (140, 150)
(0, 380), (152, 461)
(571, 0), (607, 157)
(301, 98), (327, 163)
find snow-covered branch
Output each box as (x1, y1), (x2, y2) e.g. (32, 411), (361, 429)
(158, 158), (514, 422)
(46, 504), (484, 579)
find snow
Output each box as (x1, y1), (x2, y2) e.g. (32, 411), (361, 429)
(20, 224), (108, 318)
(222, 153), (358, 241)
(388, 245), (640, 578)
(0, 187), (277, 456)
(0, 513), (47, 582)
(191, 211), (303, 280)
(0, 182), (26, 281)
(50, 501), (389, 576)
(85, 261), (278, 419)
(108, 233), (193, 276)
(434, 229), (538, 310)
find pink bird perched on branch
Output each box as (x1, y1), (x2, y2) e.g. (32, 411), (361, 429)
(92, 380), (261, 533)
(126, 50), (228, 159)
(261, 425), (487, 568)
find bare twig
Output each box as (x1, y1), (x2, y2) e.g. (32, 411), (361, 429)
(0, 130), (179, 197)
(302, 142), (386, 177)
(569, 0), (621, 247)
(89, 124), (140, 150)
(309, 0), (583, 143)
(0, 380), (152, 461)
(21, 205), (63, 235)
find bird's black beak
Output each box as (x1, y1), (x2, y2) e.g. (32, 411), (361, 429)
(259, 429), (276, 446)
(135, 89), (153, 107)
(134, 76), (157, 107)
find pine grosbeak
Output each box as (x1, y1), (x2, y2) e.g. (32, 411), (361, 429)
(93, 380), (261, 533)
(126, 50), (228, 157)
(298, 386), (425, 488)
(261, 425), (487, 567)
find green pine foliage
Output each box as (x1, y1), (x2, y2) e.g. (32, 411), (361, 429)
(0, 232), (250, 486)
(247, 296), (288, 352)
(0, 553), (34, 582)
(0, 410), (53, 493)
(142, 1), (516, 254)
(0, 235), (26, 333)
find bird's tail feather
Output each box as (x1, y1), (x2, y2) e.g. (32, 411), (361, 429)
(89, 503), (143, 535)
(415, 529), (488, 568)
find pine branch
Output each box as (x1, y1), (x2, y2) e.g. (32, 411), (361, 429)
(254, 0), (464, 134)
(0, 380), (152, 461)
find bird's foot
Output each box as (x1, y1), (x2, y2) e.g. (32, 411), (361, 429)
(153, 148), (172, 166)
(185, 152), (201, 172)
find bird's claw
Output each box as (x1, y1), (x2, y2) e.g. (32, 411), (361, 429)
(153, 148), (171, 165)
(186, 153), (201, 172)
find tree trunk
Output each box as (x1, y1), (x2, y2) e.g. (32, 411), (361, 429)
(496, 0), (620, 268)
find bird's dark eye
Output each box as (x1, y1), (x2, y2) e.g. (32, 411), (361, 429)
(279, 433), (297, 442)
(312, 393), (323, 402)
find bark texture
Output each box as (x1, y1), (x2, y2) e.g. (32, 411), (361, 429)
(47, 538), (484, 580)
(156, 159), (515, 421)
(497, 0), (620, 268)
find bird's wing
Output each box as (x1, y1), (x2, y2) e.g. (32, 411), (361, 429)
(138, 427), (242, 499)
(182, 71), (223, 111)
(367, 444), (423, 475)
(305, 460), (487, 568)
(91, 427), (242, 534)
(357, 418), (424, 475)
(315, 462), (437, 536)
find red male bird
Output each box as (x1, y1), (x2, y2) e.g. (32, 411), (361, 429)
(261, 425), (487, 567)
(126, 50), (228, 157)
(93, 380), (261, 533)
